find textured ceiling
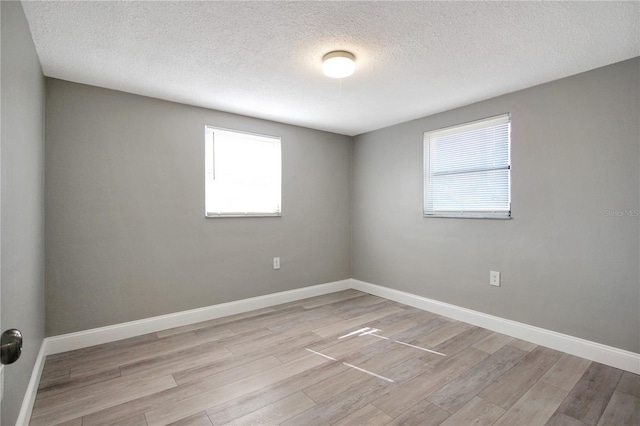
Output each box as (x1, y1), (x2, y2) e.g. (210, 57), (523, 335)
(22, 1), (640, 136)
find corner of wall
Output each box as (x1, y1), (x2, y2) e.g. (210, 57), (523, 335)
(1, 1), (47, 424)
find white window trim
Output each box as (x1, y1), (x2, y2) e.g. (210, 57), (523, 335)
(205, 126), (282, 218)
(423, 114), (512, 219)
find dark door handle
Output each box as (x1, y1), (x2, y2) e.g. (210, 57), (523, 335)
(1, 329), (23, 365)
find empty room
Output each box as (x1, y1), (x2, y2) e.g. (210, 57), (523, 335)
(1, 1), (639, 425)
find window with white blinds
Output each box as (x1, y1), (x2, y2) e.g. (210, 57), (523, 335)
(423, 114), (511, 218)
(205, 126), (281, 217)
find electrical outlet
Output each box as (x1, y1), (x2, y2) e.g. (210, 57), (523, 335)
(273, 257), (280, 270)
(490, 271), (501, 287)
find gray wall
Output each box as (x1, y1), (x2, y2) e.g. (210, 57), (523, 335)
(45, 79), (352, 336)
(41, 47), (640, 356)
(352, 58), (640, 353)
(1, 1), (46, 424)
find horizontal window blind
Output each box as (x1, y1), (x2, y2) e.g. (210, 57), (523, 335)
(424, 114), (511, 218)
(205, 126), (281, 217)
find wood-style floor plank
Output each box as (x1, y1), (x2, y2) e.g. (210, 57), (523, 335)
(296, 289), (365, 309)
(34, 372), (172, 413)
(167, 412), (212, 426)
(225, 306), (308, 334)
(383, 400), (450, 426)
(312, 306), (406, 338)
(368, 314), (441, 340)
(282, 376), (392, 426)
(67, 332), (206, 379)
(52, 419), (82, 426)
(617, 371), (640, 398)
(332, 403), (392, 426)
(37, 364), (70, 389)
(120, 344), (233, 379)
(545, 412), (589, 426)
(36, 368), (122, 401)
(508, 338), (538, 352)
(112, 413), (148, 426)
(413, 320), (474, 348)
(205, 358), (356, 425)
(471, 332), (514, 354)
(44, 333), (158, 368)
(30, 375), (176, 426)
(494, 381), (567, 425)
(267, 305), (343, 334)
(82, 355), (283, 426)
(303, 345), (417, 404)
(175, 354), (281, 386)
(29, 290), (640, 426)
(156, 307), (277, 338)
(273, 311), (425, 366)
(145, 354), (327, 425)
(431, 326), (493, 358)
(596, 390), (640, 426)
(427, 345), (526, 413)
(478, 345), (563, 409)
(303, 364), (371, 404)
(222, 391), (316, 425)
(539, 352), (592, 392)
(439, 396), (505, 426)
(556, 362), (623, 425)
(372, 347), (489, 418)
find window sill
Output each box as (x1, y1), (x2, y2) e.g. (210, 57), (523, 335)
(424, 214), (511, 220)
(206, 212), (282, 218)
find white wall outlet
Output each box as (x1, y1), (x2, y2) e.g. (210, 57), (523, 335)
(490, 271), (501, 287)
(273, 257), (280, 270)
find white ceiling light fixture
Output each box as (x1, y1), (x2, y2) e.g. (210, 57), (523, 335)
(322, 51), (355, 78)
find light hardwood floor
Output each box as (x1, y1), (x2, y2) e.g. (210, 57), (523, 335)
(30, 290), (639, 426)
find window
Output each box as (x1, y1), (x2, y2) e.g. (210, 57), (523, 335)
(423, 114), (511, 218)
(205, 126), (281, 217)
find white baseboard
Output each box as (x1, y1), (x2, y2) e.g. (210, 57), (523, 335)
(40, 276), (640, 371)
(350, 279), (640, 375)
(45, 279), (351, 355)
(15, 341), (46, 426)
(20, 277), (639, 424)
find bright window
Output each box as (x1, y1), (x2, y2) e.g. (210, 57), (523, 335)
(205, 126), (281, 217)
(423, 114), (511, 218)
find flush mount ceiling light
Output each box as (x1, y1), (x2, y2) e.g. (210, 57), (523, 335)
(322, 51), (355, 78)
